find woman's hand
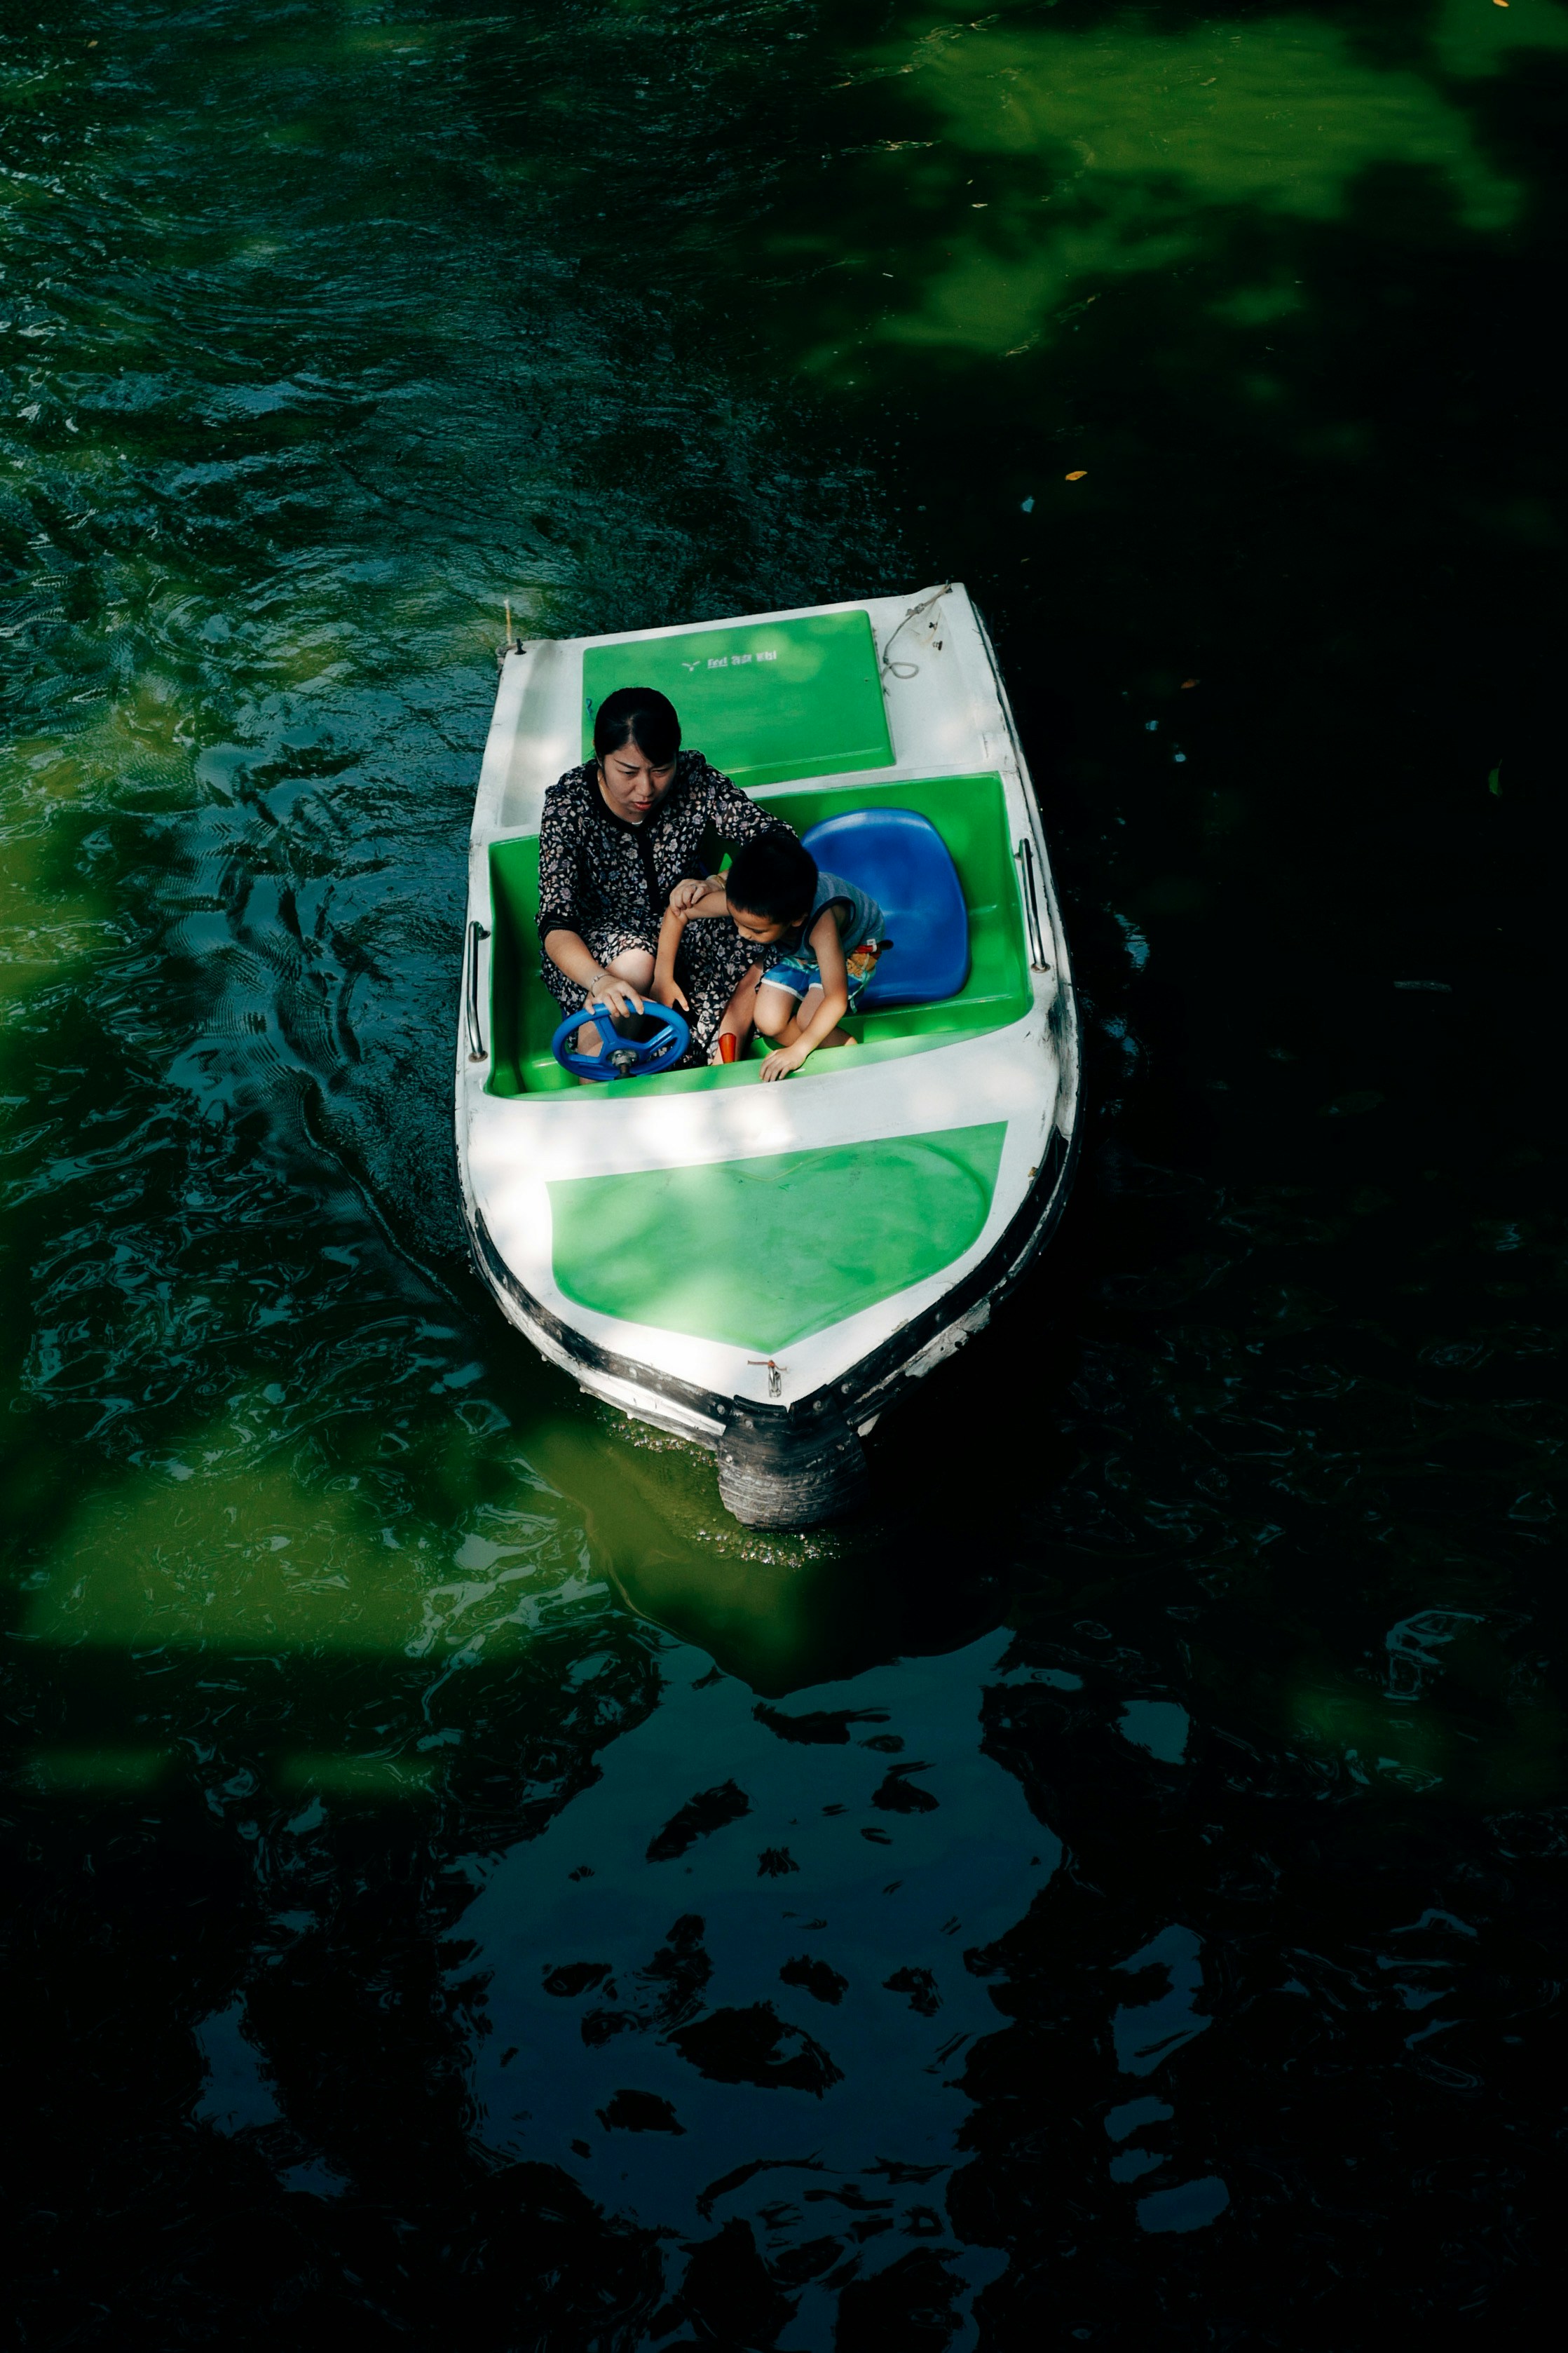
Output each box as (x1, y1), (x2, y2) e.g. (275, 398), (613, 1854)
(588, 970), (645, 1021)
(667, 878), (709, 917)
(761, 1043), (809, 1083)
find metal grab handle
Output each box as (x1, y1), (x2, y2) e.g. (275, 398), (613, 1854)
(466, 919), (491, 1062)
(1015, 838), (1051, 973)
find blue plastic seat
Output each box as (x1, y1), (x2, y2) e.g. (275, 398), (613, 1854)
(800, 807), (969, 1009)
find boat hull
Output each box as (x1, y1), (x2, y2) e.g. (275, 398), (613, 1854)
(456, 584), (1080, 1525)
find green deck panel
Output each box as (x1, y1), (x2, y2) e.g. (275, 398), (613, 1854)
(485, 771), (1032, 1100)
(581, 610), (893, 792)
(547, 1122), (1007, 1353)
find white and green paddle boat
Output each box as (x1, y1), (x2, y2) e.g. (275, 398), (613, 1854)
(456, 584), (1080, 1526)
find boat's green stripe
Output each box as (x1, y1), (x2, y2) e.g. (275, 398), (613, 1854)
(547, 1122), (1006, 1353)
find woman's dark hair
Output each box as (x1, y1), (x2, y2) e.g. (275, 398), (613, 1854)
(592, 686), (681, 768)
(725, 830), (817, 923)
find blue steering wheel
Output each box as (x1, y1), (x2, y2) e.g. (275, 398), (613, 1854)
(550, 998), (690, 1082)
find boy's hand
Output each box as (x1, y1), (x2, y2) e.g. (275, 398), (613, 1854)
(667, 879), (708, 916)
(653, 975), (689, 1012)
(761, 1043), (809, 1083)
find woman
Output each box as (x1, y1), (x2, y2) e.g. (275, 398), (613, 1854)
(536, 684), (788, 1064)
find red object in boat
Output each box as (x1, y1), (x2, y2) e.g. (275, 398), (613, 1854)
(717, 1033), (738, 1063)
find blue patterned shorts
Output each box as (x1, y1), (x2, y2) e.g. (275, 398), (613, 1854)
(761, 941), (881, 1008)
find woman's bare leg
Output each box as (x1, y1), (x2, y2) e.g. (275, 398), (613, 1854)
(577, 947), (655, 1056)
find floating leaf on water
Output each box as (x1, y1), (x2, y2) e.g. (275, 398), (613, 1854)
(1180, 677), (1199, 689)
(1487, 765), (1502, 795)
(1065, 469), (1087, 480)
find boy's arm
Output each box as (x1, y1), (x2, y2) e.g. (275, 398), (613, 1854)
(761, 910), (849, 1080)
(651, 904), (688, 1010)
(668, 875), (730, 918)
(653, 877), (729, 1009)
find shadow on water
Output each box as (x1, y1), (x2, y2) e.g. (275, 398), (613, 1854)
(531, 1411), (1016, 1695)
(3, 0), (1567, 2344)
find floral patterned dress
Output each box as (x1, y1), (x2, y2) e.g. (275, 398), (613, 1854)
(536, 752), (789, 1061)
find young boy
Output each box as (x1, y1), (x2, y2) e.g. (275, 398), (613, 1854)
(653, 832), (883, 1082)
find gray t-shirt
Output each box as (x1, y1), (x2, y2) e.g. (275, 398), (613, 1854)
(776, 869), (884, 975)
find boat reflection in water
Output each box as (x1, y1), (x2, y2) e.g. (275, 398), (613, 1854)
(457, 1425), (1056, 2341)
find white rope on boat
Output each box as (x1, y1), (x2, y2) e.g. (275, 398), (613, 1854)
(880, 581), (954, 679)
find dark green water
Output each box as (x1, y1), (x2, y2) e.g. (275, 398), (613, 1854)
(4, 1), (1565, 2342)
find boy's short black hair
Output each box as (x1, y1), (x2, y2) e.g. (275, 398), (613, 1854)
(725, 830), (817, 923)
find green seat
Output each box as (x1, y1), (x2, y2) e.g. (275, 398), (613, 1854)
(485, 772), (1031, 1099)
(582, 610), (892, 791)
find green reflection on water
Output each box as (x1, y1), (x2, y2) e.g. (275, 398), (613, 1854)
(20, 1409), (593, 1658)
(15, 1388), (913, 1692)
(529, 1418), (876, 1695)
(22, 1744), (170, 1791)
(1290, 1680), (1565, 1803)
(798, 1), (1568, 368)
